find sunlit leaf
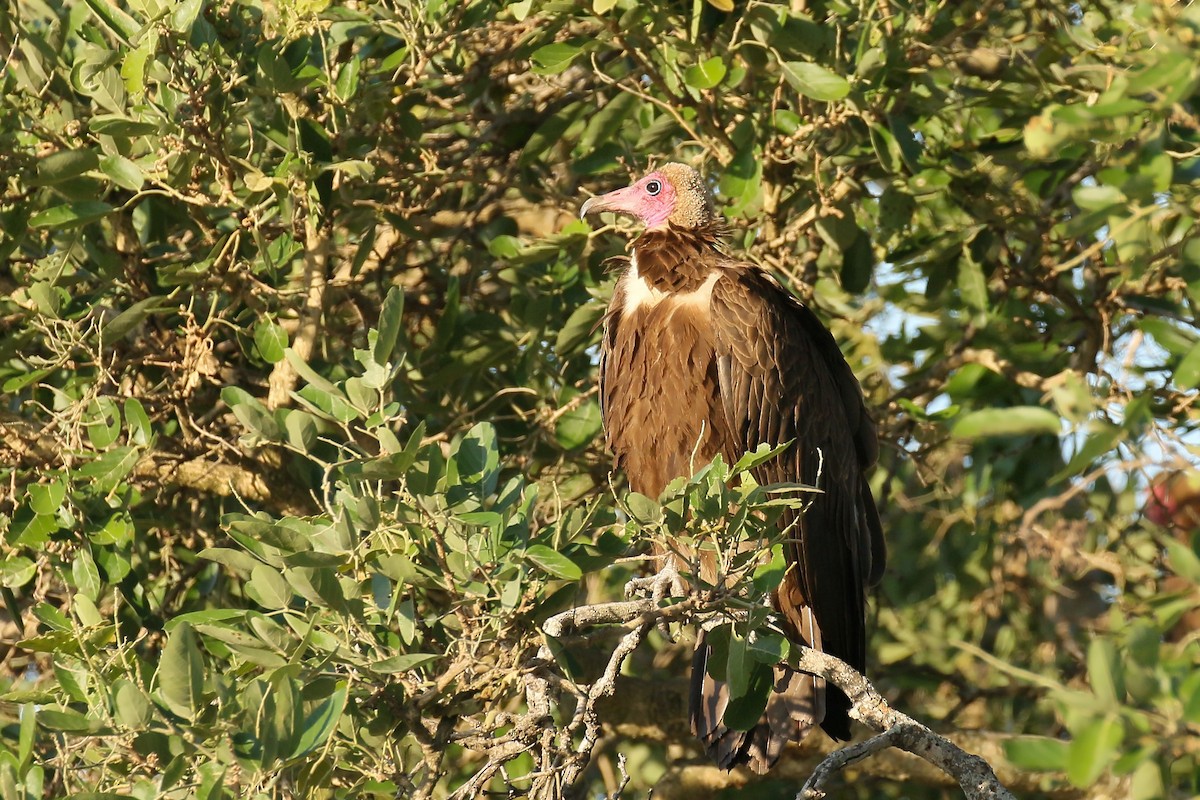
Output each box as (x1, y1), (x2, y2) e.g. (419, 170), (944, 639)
(685, 57), (727, 90)
(254, 320), (288, 364)
(525, 544), (582, 580)
(158, 624), (205, 720)
(1086, 638), (1124, 708)
(1004, 736), (1069, 771)
(531, 42), (582, 75)
(781, 61), (851, 101)
(100, 155), (145, 191)
(29, 201), (114, 229)
(555, 399), (602, 451)
(951, 407), (1061, 440)
(290, 681), (348, 758)
(1067, 715), (1123, 788)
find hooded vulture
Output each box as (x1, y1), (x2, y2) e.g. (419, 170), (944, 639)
(580, 163), (885, 774)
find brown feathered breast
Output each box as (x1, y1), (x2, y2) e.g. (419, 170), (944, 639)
(598, 224), (883, 773)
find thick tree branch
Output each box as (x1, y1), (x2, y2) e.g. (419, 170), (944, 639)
(519, 596), (1018, 800)
(602, 677), (1095, 798)
(789, 645), (1016, 800)
(134, 454), (314, 516)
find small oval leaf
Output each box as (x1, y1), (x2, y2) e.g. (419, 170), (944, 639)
(951, 407), (1061, 440)
(525, 544), (582, 580)
(531, 42), (582, 75)
(781, 61), (851, 102)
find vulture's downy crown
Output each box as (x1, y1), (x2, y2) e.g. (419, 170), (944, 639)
(581, 163), (716, 230)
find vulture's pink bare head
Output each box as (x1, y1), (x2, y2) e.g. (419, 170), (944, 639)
(580, 163), (715, 230)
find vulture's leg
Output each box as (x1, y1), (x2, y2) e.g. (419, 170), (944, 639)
(625, 555), (687, 638)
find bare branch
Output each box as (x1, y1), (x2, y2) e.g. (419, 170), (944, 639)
(519, 595), (1017, 800)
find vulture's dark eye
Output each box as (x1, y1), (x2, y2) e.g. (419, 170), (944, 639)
(645, 180), (662, 196)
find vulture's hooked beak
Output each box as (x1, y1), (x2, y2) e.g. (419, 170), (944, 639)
(578, 196), (600, 219)
(579, 184), (639, 220)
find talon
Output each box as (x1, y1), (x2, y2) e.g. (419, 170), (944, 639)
(624, 561), (686, 603)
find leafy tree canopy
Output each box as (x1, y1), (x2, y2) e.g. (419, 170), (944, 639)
(1, 0), (1199, 797)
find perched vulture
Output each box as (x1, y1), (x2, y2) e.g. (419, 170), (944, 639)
(581, 163), (885, 773)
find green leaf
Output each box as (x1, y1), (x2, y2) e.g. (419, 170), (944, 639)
(453, 422), (500, 495)
(248, 564), (293, 609)
(1125, 49), (1196, 95)
(124, 398), (152, 447)
(703, 626), (731, 682)
(34, 149), (99, 185)
(335, 57), (360, 102)
(1004, 736), (1069, 771)
(34, 602), (72, 632)
(1, 557), (37, 589)
(1174, 342), (1200, 390)
(372, 653), (440, 673)
(751, 545), (787, 593)
(221, 387), (281, 440)
(530, 42), (582, 75)
(1053, 422), (1123, 482)
(525, 544), (582, 580)
(747, 630), (787, 664)
(18, 702), (35, 769)
(10, 506), (59, 546)
(101, 297), (166, 346)
(841, 232), (874, 294)
(625, 492), (662, 524)
(73, 593), (102, 627)
(114, 680), (152, 729)
(83, 0), (140, 42)
(722, 661), (773, 731)
(171, 0), (202, 32)
(373, 286), (405, 366)
(1073, 184), (1126, 212)
(89, 114), (159, 137)
(1130, 759), (1166, 800)
(1162, 537), (1200, 583)
(100, 155), (145, 191)
(255, 521), (314, 555)
(198, 547), (262, 575)
(1183, 670), (1200, 725)
(38, 709), (96, 732)
(726, 632), (751, 698)
(84, 397), (122, 449)
(1086, 638), (1124, 707)
(1067, 715), (1123, 788)
(72, 550), (101, 601)
(950, 407), (1061, 440)
(29, 201), (114, 229)
(257, 677), (300, 767)
(87, 113), (158, 136)
(76, 446), (140, 492)
(283, 410), (318, 452)
(555, 301), (604, 355)
(555, 399), (602, 451)
(325, 159), (375, 180)
(158, 623), (205, 720)
(958, 251), (989, 318)
(732, 441), (791, 474)
(27, 480), (66, 515)
(290, 681), (347, 758)
(579, 91), (638, 153)
(685, 57), (727, 90)
(781, 61), (851, 102)
(285, 348), (342, 395)
(254, 320), (288, 364)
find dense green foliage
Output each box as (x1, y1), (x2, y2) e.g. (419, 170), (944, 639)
(2, 0), (1199, 797)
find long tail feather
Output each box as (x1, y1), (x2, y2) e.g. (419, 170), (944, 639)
(689, 612), (828, 774)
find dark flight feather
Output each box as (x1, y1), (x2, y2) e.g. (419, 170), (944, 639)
(592, 169), (882, 773)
